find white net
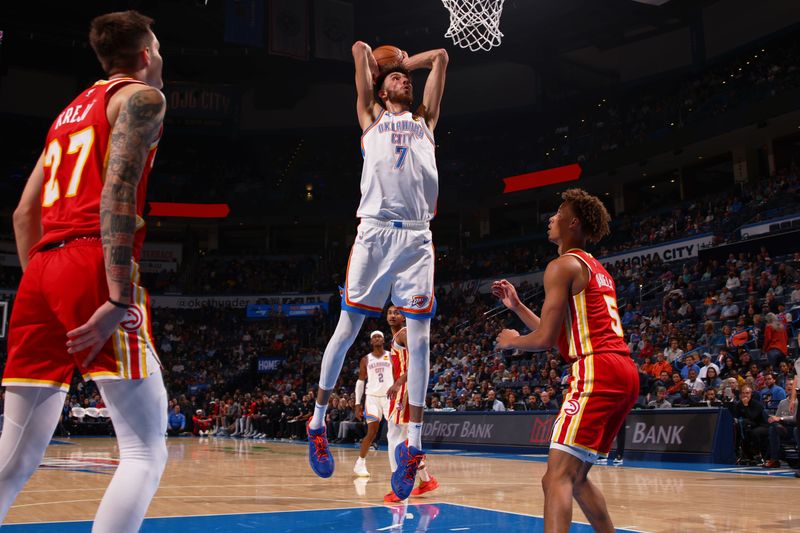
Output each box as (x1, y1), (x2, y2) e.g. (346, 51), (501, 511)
(441, 0), (505, 52)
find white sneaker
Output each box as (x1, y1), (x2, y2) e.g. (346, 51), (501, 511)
(595, 457), (607, 465)
(612, 457), (624, 466)
(353, 460), (370, 477)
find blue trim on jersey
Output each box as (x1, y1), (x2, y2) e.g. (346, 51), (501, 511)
(340, 295), (382, 317)
(398, 297), (437, 320)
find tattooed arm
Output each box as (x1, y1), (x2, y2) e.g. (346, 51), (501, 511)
(66, 86), (166, 365)
(101, 87), (166, 301)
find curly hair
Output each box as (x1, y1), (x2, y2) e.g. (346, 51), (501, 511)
(561, 188), (611, 244)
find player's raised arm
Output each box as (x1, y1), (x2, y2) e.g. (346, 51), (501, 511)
(491, 279), (541, 331)
(13, 150), (45, 271)
(403, 48), (449, 132)
(352, 41), (381, 130)
(496, 257), (581, 351)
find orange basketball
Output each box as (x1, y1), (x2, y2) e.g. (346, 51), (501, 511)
(373, 45), (404, 70)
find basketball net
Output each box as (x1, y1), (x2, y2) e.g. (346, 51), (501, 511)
(441, 0), (505, 52)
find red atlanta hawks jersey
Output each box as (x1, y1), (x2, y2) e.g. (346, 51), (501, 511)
(31, 77), (160, 260)
(556, 249), (630, 361)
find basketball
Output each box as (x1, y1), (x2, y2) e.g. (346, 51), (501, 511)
(373, 45), (404, 70)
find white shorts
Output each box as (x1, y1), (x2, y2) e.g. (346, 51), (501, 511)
(341, 219), (436, 320)
(365, 394), (391, 423)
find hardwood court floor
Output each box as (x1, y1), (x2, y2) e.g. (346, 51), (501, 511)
(3, 437), (799, 532)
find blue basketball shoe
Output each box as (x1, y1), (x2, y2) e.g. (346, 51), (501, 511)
(391, 441), (425, 500)
(307, 420), (334, 478)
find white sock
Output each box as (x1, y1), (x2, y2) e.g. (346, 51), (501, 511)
(310, 403), (327, 431)
(408, 422), (423, 450)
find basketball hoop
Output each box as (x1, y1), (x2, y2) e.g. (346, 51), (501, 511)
(441, 0), (505, 52)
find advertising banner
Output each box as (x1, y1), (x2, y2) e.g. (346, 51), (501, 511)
(257, 357), (284, 374)
(246, 303), (328, 318)
(422, 409), (723, 455)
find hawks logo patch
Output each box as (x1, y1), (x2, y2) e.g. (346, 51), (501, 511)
(120, 306), (144, 332)
(563, 399), (581, 416)
(410, 295), (429, 309)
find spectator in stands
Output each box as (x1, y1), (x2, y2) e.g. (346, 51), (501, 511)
(678, 354), (700, 379)
(698, 353), (720, 379)
(336, 399), (362, 443)
(667, 372), (684, 401)
(664, 338), (684, 364)
(760, 373), (787, 411)
(720, 378), (738, 403)
(732, 386), (769, 464)
(763, 313), (789, 368)
(700, 388), (722, 407)
(705, 297), (722, 321)
(685, 368), (705, 402)
(702, 366), (722, 390)
(647, 386), (672, 409)
(776, 361), (792, 389)
(167, 405), (186, 436)
(726, 273), (742, 290)
(790, 282), (800, 305)
(672, 384), (694, 407)
(764, 377), (797, 468)
(721, 297), (740, 321)
(650, 351), (672, 379)
(484, 390), (505, 412)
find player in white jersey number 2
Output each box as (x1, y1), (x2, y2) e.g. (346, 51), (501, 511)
(307, 41), (448, 501)
(353, 330), (393, 477)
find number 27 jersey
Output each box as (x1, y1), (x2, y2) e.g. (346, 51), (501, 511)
(357, 109), (438, 222)
(31, 78), (160, 260)
(556, 249), (630, 361)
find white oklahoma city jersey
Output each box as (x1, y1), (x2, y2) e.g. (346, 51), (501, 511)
(365, 350), (393, 396)
(357, 109), (438, 221)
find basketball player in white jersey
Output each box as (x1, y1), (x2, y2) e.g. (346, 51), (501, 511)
(353, 331), (392, 477)
(308, 42), (448, 501)
(383, 305), (439, 503)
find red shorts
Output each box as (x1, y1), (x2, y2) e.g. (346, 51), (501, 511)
(551, 352), (638, 459)
(3, 238), (160, 392)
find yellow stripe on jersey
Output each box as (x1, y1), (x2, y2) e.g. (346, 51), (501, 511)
(565, 354), (595, 445)
(564, 304), (577, 359)
(574, 292), (594, 356)
(551, 358), (581, 441)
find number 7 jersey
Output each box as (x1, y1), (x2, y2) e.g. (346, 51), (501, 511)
(556, 249), (630, 361)
(357, 109), (438, 221)
(31, 78), (161, 260)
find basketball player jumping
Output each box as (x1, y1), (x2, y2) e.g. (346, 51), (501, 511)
(0, 11), (168, 532)
(352, 330), (392, 478)
(494, 189), (638, 533)
(307, 41), (448, 501)
(383, 305), (439, 503)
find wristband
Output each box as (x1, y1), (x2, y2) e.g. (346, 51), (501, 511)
(108, 298), (130, 310)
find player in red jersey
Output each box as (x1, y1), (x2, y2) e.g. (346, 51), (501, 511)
(495, 188), (637, 533)
(383, 306), (439, 503)
(0, 11), (168, 532)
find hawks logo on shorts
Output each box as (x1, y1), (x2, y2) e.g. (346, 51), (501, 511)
(120, 306), (144, 333)
(562, 399), (581, 416)
(410, 295), (429, 308)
